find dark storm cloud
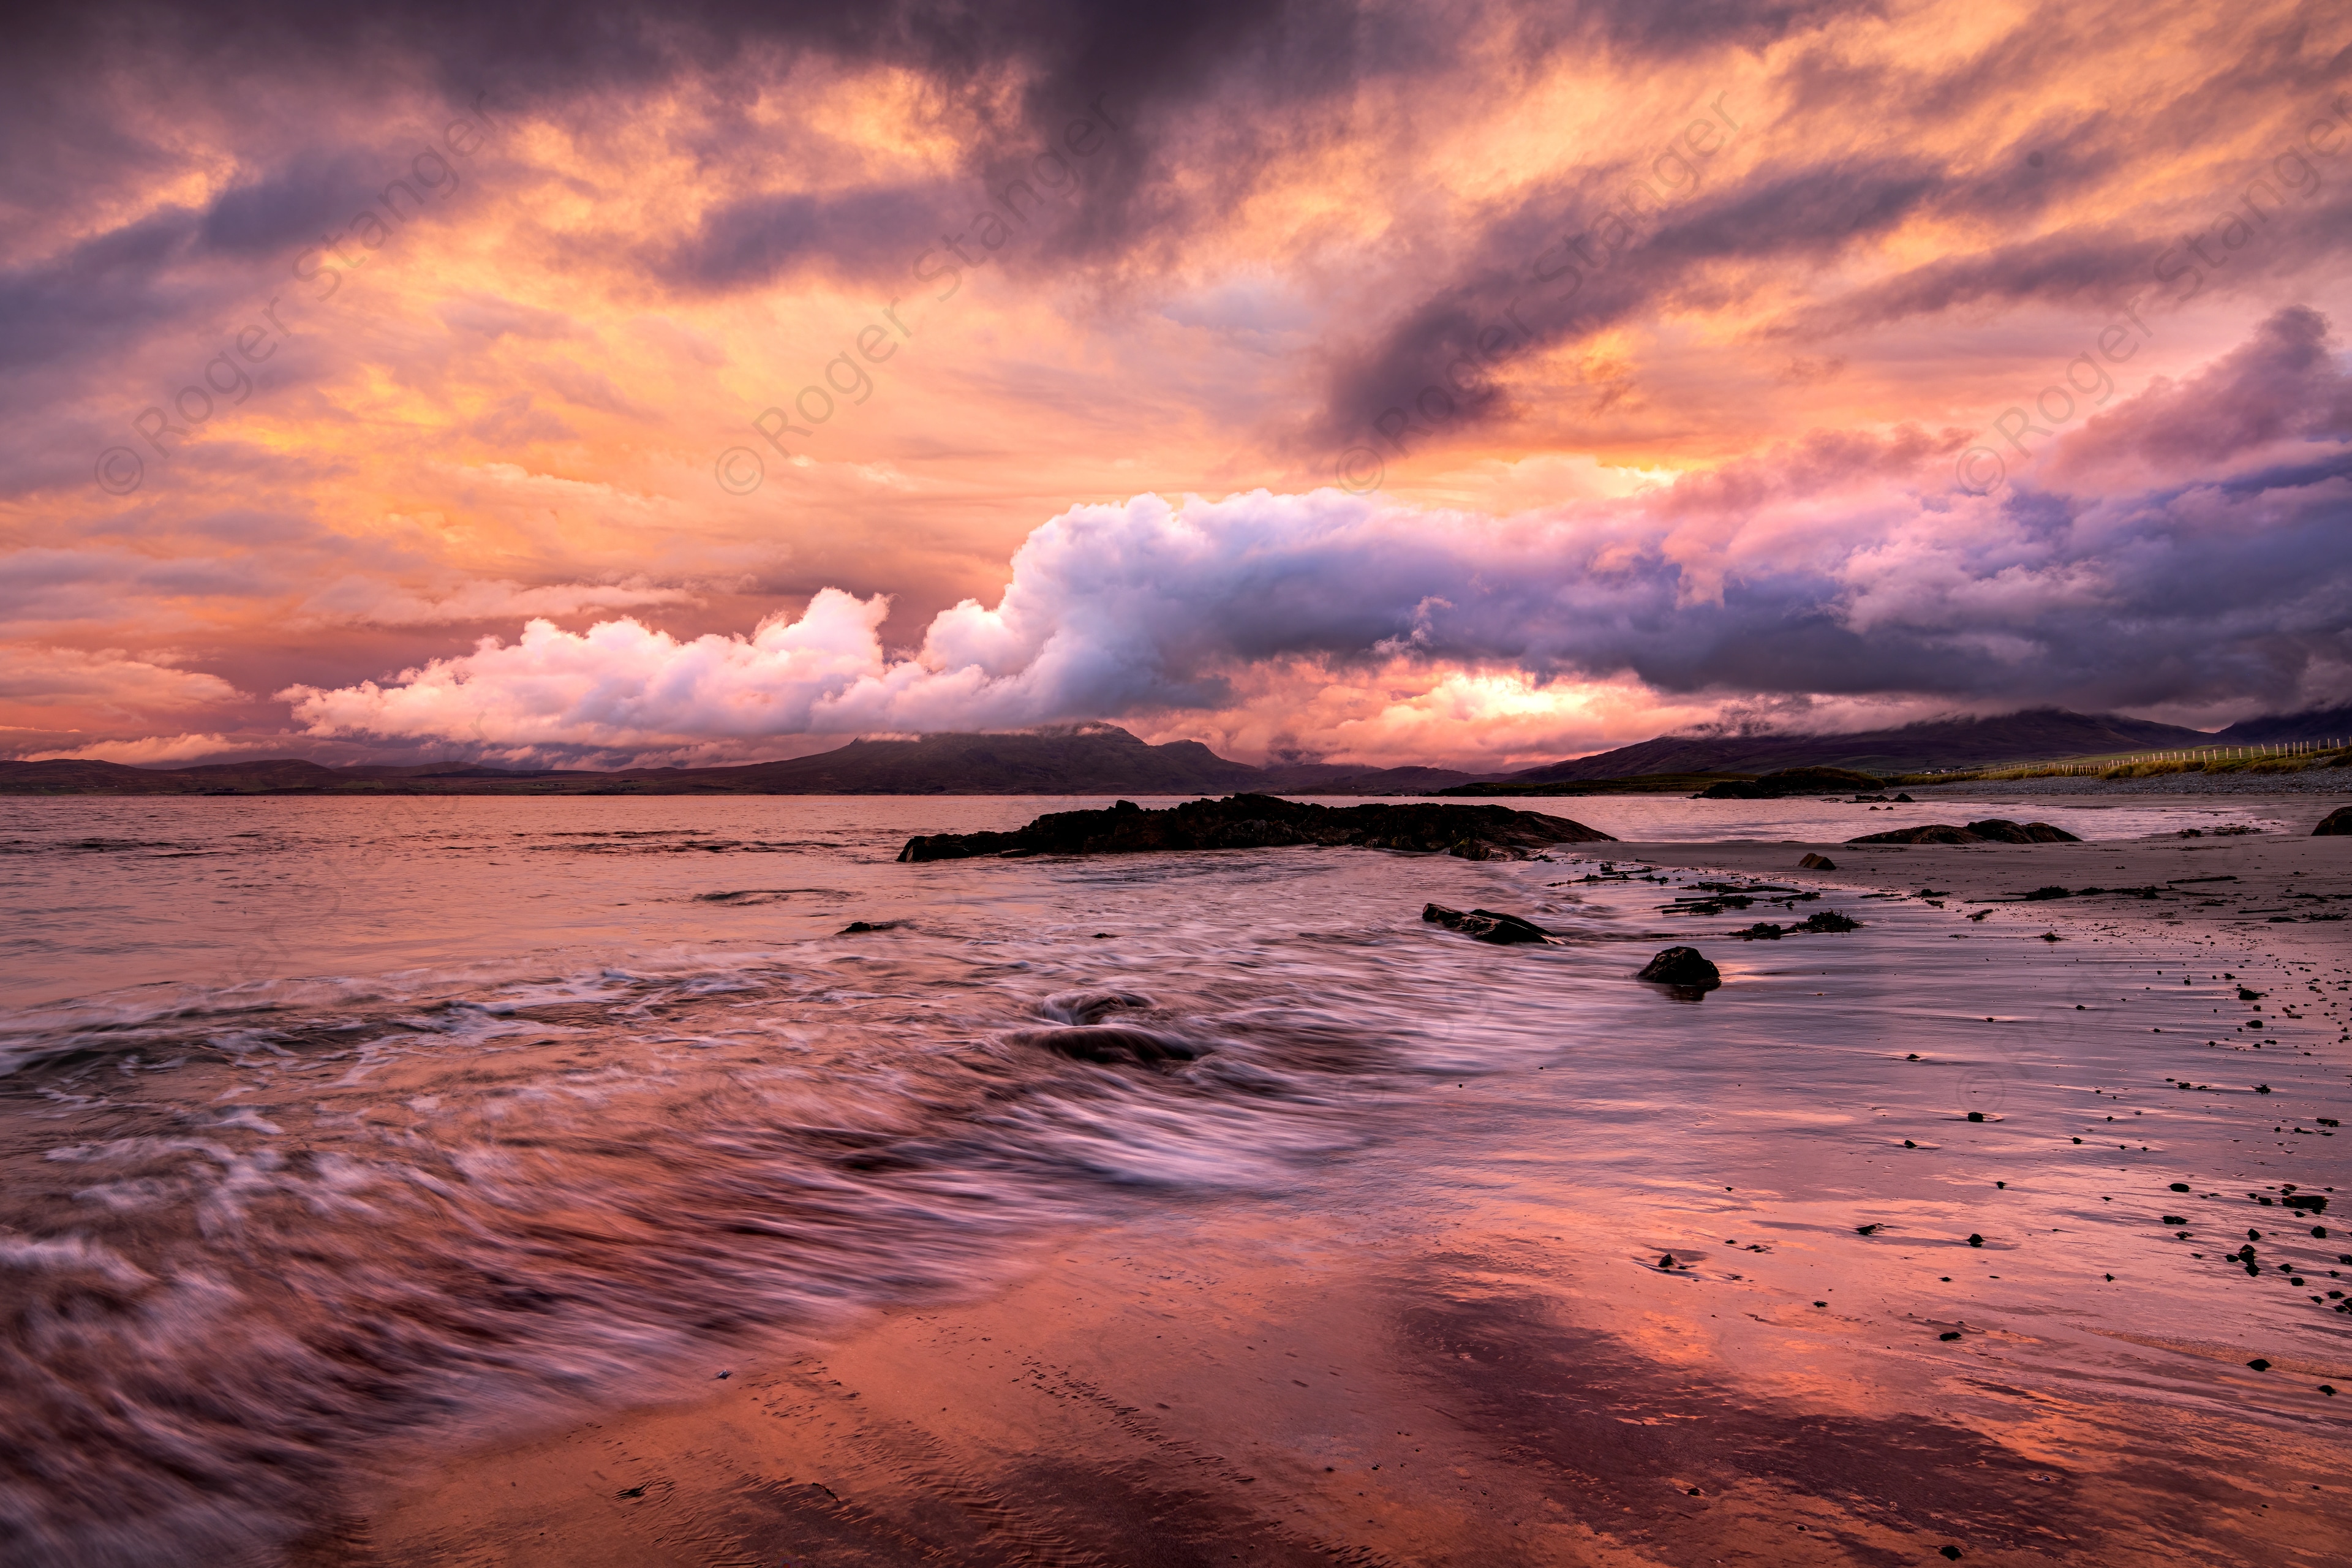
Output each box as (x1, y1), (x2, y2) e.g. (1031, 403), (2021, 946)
(1317, 146), (1947, 449)
(657, 184), (953, 291)
(2051, 303), (2352, 479)
(198, 148), (386, 255)
(0, 209), (203, 373)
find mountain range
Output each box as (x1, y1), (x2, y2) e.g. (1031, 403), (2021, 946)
(1472, 706), (2352, 784)
(2, 706), (2344, 796)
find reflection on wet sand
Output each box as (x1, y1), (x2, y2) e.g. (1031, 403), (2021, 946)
(2, 794), (2346, 1565)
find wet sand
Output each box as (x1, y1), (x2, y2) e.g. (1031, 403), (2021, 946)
(315, 791), (2352, 1567)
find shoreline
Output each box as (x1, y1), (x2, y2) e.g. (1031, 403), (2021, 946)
(308, 802), (2352, 1567)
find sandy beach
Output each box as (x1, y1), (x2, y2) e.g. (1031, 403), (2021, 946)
(307, 790), (2352, 1568)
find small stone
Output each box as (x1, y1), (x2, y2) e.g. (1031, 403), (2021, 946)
(1856, 1223), (1882, 1235)
(1941, 1548), (1964, 1562)
(1939, 1331), (1961, 1341)
(2247, 1357), (2271, 1371)
(2169, 1182), (2191, 1192)
(1967, 1234), (1985, 1247)
(1967, 1110), (1985, 1122)
(1798, 852), (1837, 869)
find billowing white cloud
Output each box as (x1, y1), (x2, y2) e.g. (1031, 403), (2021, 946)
(281, 374), (2352, 761)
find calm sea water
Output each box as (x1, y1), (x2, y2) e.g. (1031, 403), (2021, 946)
(0, 794), (2337, 1565)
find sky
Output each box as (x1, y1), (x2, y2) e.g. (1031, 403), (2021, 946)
(6, 0), (2351, 772)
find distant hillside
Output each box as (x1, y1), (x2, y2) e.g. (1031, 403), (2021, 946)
(0, 726), (1270, 797)
(2209, 704), (2352, 746)
(12, 703), (2343, 797)
(1491, 709), (2221, 783)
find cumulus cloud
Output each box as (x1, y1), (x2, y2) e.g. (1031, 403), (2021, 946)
(281, 314), (2352, 759)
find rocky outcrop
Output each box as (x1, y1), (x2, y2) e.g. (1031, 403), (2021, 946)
(898, 794), (1616, 863)
(2315, 805), (2352, 836)
(1846, 818), (2081, 845)
(1422, 904), (1554, 944)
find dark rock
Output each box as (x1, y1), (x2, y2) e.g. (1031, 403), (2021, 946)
(839, 919), (903, 933)
(1735, 921), (1785, 940)
(1939, 1331), (1962, 1342)
(1697, 766), (1887, 800)
(2023, 886), (2071, 900)
(2284, 1194), (2328, 1213)
(1967, 1111), (1985, 1122)
(899, 794), (1615, 862)
(1637, 947), (1721, 989)
(1967, 1233), (1985, 1246)
(1798, 852), (1838, 869)
(1422, 903), (1553, 944)
(2169, 1182), (2191, 1191)
(1011, 1025), (1202, 1066)
(2313, 805), (2352, 836)
(1848, 823), (1981, 845)
(1847, 819), (2081, 845)
(1792, 910), (1861, 933)
(2247, 1357), (2271, 1371)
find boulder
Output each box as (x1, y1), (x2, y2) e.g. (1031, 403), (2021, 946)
(1847, 823), (1980, 845)
(1637, 946), (1722, 989)
(1965, 818), (2081, 843)
(2315, 805), (2352, 836)
(1798, 852), (1838, 870)
(1846, 820), (2081, 845)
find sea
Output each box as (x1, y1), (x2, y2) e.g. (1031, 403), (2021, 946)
(1, 793), (2340, 1565)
